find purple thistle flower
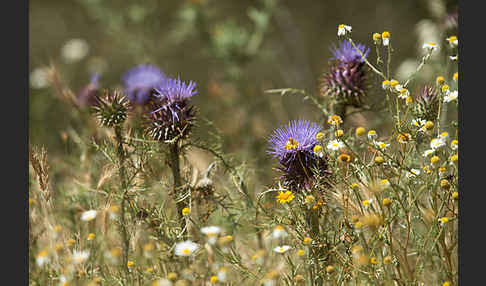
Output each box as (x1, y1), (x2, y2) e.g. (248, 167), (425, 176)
(330, 41), (369, 64)
(268, 120), (330, 190)
(77, 73), (100, 107)
(122, 64), (166, 105)
(320, 41), (370, 107)
(145, 77), (197, 141)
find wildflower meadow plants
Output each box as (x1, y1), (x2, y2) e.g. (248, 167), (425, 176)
(30, 15), (458, 286)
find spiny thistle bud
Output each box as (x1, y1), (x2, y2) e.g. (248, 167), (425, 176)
(122, 64), (167, 106)
(91, 90), (130, 127)
(145, 77), (197, 142)
(268, 120), (330, 190)
(320, 41), (369, 108)
(413, 86), (439, 121)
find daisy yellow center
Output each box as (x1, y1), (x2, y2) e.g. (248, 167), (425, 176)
(436, 76), (445, 85)
(313, 145), (323, 153)
(379, 143), (387, 149)
(390, 80), (399, 87)
(448, 36), (457, 43)
(441, 85), (450, 92)
(183, 248), (191, 255)
(400, 88), (408, 94)
(285, 137), (299, 150)
(338, 24), (345, 29)
(373, 33), (381, 41)
(362, 200), (370, 206)
(440, 217), (449, 224)
(382, 80), (390, 86)
(382, 31), (390, 38)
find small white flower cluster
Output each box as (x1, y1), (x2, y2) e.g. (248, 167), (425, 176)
(443, 90), (458, 103)
(412, 118), (427, 132)
(337, 24), (352, 36)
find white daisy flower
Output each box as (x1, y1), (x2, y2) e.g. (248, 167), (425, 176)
(423, 42), (439, 52)
(446, 35), (458, 47)
(327, 139), (344, 151)
(449, 55), (458, 61)
(72, 250), (90, 264)
(201, 226), (222, 245)
(406, 169), (421, 179)
(423, 149), (435, 157)
(273, 245), (291, 254)
(380, 179), (391, 190)
(398, 88), (410, 99)
(412, 118), (426, 128)
(36, 250), (49, 267)
(382, 31), (391, 46)
(174, 241), (198, 256)
(451, 140), (458, 150)
(272, 225), (288, 239)
(367, 130), (378, 140)
(430, 138), (446, 150)
(443, 90), (458, 103)
(375, 141), (390, 150)
(337, 24), (352, 36)
(81, 210), (97, 221)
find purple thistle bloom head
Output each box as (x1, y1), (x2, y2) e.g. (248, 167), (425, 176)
(268, 120), (330, 190)
(320, 42), (369, 107)
(145, 77), (197, 142)
(77, 73), (100, 107)
(122, 64), (166, 105)
(153, 77), (197, 104)
(330, 41), (369, 63)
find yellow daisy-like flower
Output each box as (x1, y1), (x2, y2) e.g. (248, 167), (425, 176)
(127, 261), (135, 268)
(297, 249), (306, 256)
(453, 72), (458, 82)
(370, 257), (378, 265)
(446, 35), (458, 47)
(313, 144), (323, 154)
(338, 153), (351, 163)
(396, 133), (411, 143)
(439, 217), (449, 225)
(382, 80), (391, 90)
(372, 32), (381, 43)
(441, 84), (450, 94)
(182, 207), (191, 216)
(405, 96), (413, 105)
(210, 276), (219, 283)
(452, 192), (458, 200)
(436, 76), (445, 85)
(355, 127), (366, 136)
(87, 233), (96, 241)
(315, 132), (324, 140)
(303, 237), (313, 245)
(276, 191), (295, 204)
(305, 195), (315, 205)
(335, 129), (344, 138)
(382, 198), (392, 206)
(328, 115), (343, 125)
(442, 281), (451, 286)
(381, 31), (390, 46)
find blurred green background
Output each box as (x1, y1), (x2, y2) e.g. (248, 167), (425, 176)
(29, 0), (457, 186)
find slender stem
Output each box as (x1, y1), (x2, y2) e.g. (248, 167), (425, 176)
(114, 126), (130, 277)
(169, 142), (187, 236)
